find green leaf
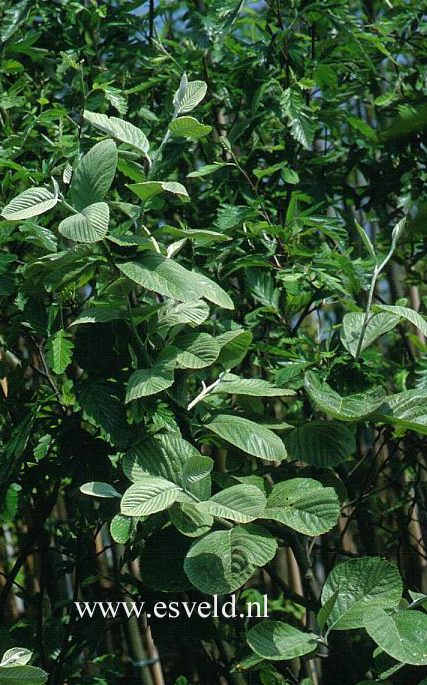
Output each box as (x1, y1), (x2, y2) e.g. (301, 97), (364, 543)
(196, 272), (234, 310)
(317, 589), (339, 632)
(122, 433), (210, 500)
(196, 484), (266, 523)
(206, 415), (287, 461)
(169, 116), (212, 139)
(84, 110), (149, 156)
(121, 476), (181, 516)
(364, 609), (427, 665)
(265, 478), (340, 535)
(281, 88), (316, 149)
(1, 188), (57, 221)
(374, 388), (427, 435)
(125, 362), (175, 402)
(59, 202), (109, 243)
(70, 306), (122, 325)
(0, 665), (48, 685)
(110, 514), (135, 544)
(80, 482), (122, 498)
(157, 300), (210, 328)
(45, 330), (74, 374)
(354, 220), (376, 258)
(247, 621), (317, 661)
(373, 304), (427, 339)
(321, 557), (402, 630)
(216, 330), (252, 367)
(283, 421), (356, 467)
(304, 371), (386, 421)
(187, 163), (233, 178)
(173, 76), (207, 114)
(341, 312), (400, 357)
(1, 649), (32, 667)
(184, 524), (277, 594)
(118, 254), (204, 303)
(71, 139), (117, 211)
(169, 502), (213, 537)
(127, 181), (189, 203)
(77, 379), (128, 447)
(172, 332), (220, 369)
(391, 217), (406, 249)
(213, 373), (295, 397)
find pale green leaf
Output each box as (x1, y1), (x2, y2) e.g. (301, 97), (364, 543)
(184, 524), (277, 594)
(70, 306), (122, 325)
(265, 478), (340, 535)
(182, 455), (214, 486)
(120, 476), (181, 516)
(1, 187), (57, 221)
(281, 88), (316, 148)
(174, 78), (207, 114)
(206, 415), (286, 461)
(304, 371), (386, 421)
(374, 304), (427, 339)
(169, 116), (212, 139)
(157, 300), (210, 328)
(187, 163), (233, 178)
(283, 421), (356, 467)
(83, 110), (149, 155)
(71, 139), (117, 211)
(59, 202), (109, 243)
(354, 220), (376, 259)
(213, 373), (295, 397)
(45, 330), (74, 374)
(374, 388), (427, 435)
(127, 180), (189, 203)
(118, 254), (204, 302)
(196, 484), (266, 523)
(341, 312), (400, 357)
(196, 272), (234, 310)
(247, 621), (317, 661)
(321, 557), (402, 630)
(364, 609), (427, 665)
(80, 482), (122, 498)
(0, 649), (32, 667)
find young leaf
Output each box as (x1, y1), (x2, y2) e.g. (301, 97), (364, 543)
(265, 478), (340, 535)
(281, 88), (316, 148)
(120, 476), (181, 516)
(1, 188), (57, 221)
(59, 202), (110, 243)
(391, 217), (406, 249)
(247, 621), (318, 661)
(80, 482), (122, 498)
(341, 312), (400, 357)
(110, 514), (135, 544)
(212, 372), (295, 397)
(71, 139), (117, 211)
(127, 180), (189, 203)
(321, 557), (402, 630)
(354, 220), (376, 259)
(45, 330), (74, 374)
(169, 116), (212, 139)
(83, 110), (149, 156)
(0, 649), (32, 667)
(206, 415), (287, 461)
(317, 589), (339, 632)
(173, 77), (207, 114)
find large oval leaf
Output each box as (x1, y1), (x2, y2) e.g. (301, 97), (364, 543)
(59, 202), (109, 243)
(125, 362), (175, 402)
(216, 330), (252, 367)
(120, 476), (181, 516)
(84, 110), (149, 155)
(196, 484), (267, 523)
(169, 116), (212, 139)
(341, 312), (400, 358)
(213, 373), (295, 397)
(321, 557), (402, 630)
(304, 371), (386, 421)
(206, 415), (287, 461)
(0, 665), (48, 684)
(265, 478), (340, 535)
(71, 139), (117, 211)
(118, 254), (204, 302)
(1, 187), (57, 221)
(283, 421), (356, 467)
(247, 621), (318, 661)
(172, 332), (220, 369)
(184, 524), (277, 594)
(364, 609), (427, 665)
